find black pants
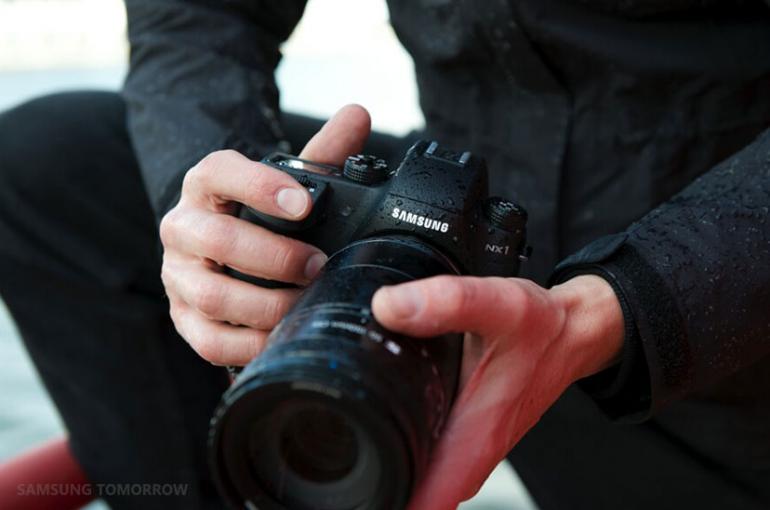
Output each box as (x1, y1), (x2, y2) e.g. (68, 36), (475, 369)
(0, 91), (407, 510)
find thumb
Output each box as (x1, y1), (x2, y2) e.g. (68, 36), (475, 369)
(299, 104), (371, 166)
(372, 276), (531, 338)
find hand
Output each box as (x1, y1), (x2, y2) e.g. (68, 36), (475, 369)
(160, 105), (372, 365)
(372, 274), (624, 509)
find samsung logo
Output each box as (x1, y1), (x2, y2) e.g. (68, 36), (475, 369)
(391, 207), (449, 233)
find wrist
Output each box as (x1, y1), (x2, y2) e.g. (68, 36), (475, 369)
(549, 275), (625, 383)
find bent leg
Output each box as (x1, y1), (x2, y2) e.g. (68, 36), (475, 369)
(0, 91), (228, 510)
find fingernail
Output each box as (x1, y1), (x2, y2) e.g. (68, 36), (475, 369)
(381, 285), (423, 319)
(304, 252), (327, 280)
(276, 188), (308, 217)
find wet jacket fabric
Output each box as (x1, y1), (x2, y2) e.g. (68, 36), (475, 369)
(123, 1), (770, 508)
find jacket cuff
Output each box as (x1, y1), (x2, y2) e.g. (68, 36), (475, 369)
(550, 233), (679, 422)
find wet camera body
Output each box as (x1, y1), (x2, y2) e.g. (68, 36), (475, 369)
(242, 140), (528, 277)
(209, 140), (529, 510)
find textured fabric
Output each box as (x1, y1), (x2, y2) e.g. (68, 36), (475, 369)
(554, 129), (770, 417)
(568, 0), (758, 17)
(123, 0), (307, 219)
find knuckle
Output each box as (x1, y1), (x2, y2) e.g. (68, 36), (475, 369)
(160, 262), (173, 290)
(245, 164), (297, 212)
(441, 276), (475, 314)
(268, 241), (297, 279)
(258, 297), (280, 327)
(249, 330), (268, 357)
(184, 150), (232, 191)
(504, 279), (531, 317)
(491, 278), (532, 333)
(193, 280), (226, 317)
(167, 302), (184, 327)
(191, 334), (223, 365)
(198, 150), (227, 173)
(158, 207), (183, 246)
(244, 165), (274, 202)
(199, 216), (237, 261)
(182, 163), (206, 192)
(261, 292), (290, 326)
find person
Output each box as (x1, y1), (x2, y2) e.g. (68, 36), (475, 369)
(1, 1), (769, 509)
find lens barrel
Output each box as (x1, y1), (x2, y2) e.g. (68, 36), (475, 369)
(209, 237), (463, 510)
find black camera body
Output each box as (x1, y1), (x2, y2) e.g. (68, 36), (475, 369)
(241, 140), (528, 277)
(209, 141), (529, 510)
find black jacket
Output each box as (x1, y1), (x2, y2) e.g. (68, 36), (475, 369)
(123, 1), (770, 508)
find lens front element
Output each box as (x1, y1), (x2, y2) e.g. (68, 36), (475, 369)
(279, 404), (359, 483)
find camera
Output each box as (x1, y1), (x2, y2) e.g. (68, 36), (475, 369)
(208, 140), (529, 509)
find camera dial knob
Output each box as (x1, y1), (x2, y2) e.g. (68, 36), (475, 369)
(484, 197), (527, 231)
(343, 154), (389, 184)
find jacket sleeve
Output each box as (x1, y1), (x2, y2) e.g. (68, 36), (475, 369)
(551, 128), (770, 422)
(122, 0), (307, 219)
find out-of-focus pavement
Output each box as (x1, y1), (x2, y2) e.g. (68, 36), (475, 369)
(0, 1), (538, 509)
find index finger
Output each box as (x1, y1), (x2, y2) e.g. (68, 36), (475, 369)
(182, 149), (312, 220)
(299, 104), (371, 165)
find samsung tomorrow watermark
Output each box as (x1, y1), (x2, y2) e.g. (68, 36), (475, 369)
(17, 483), (189, 497)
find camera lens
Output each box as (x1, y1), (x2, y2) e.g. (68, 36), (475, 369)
(279, 404), (358, 483)
(243, 396), (381, 510)
(210, 237), (464, 510)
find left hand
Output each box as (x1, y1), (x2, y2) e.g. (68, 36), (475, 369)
(371, 274), (624, 509)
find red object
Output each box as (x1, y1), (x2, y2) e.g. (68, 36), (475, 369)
(0, 437), (94, 510)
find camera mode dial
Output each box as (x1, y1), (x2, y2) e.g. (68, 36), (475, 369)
(484, 197), (527, 231)
(343, 154), (389, 185)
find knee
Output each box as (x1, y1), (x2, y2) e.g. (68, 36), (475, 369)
(0, 91), (126, 201)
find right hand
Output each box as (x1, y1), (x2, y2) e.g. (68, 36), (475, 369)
(159, 105), (372, 366)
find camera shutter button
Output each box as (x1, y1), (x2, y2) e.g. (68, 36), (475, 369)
(343, 154), (389, 184)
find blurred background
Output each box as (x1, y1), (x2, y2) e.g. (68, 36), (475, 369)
(0, 1), (536, 508)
